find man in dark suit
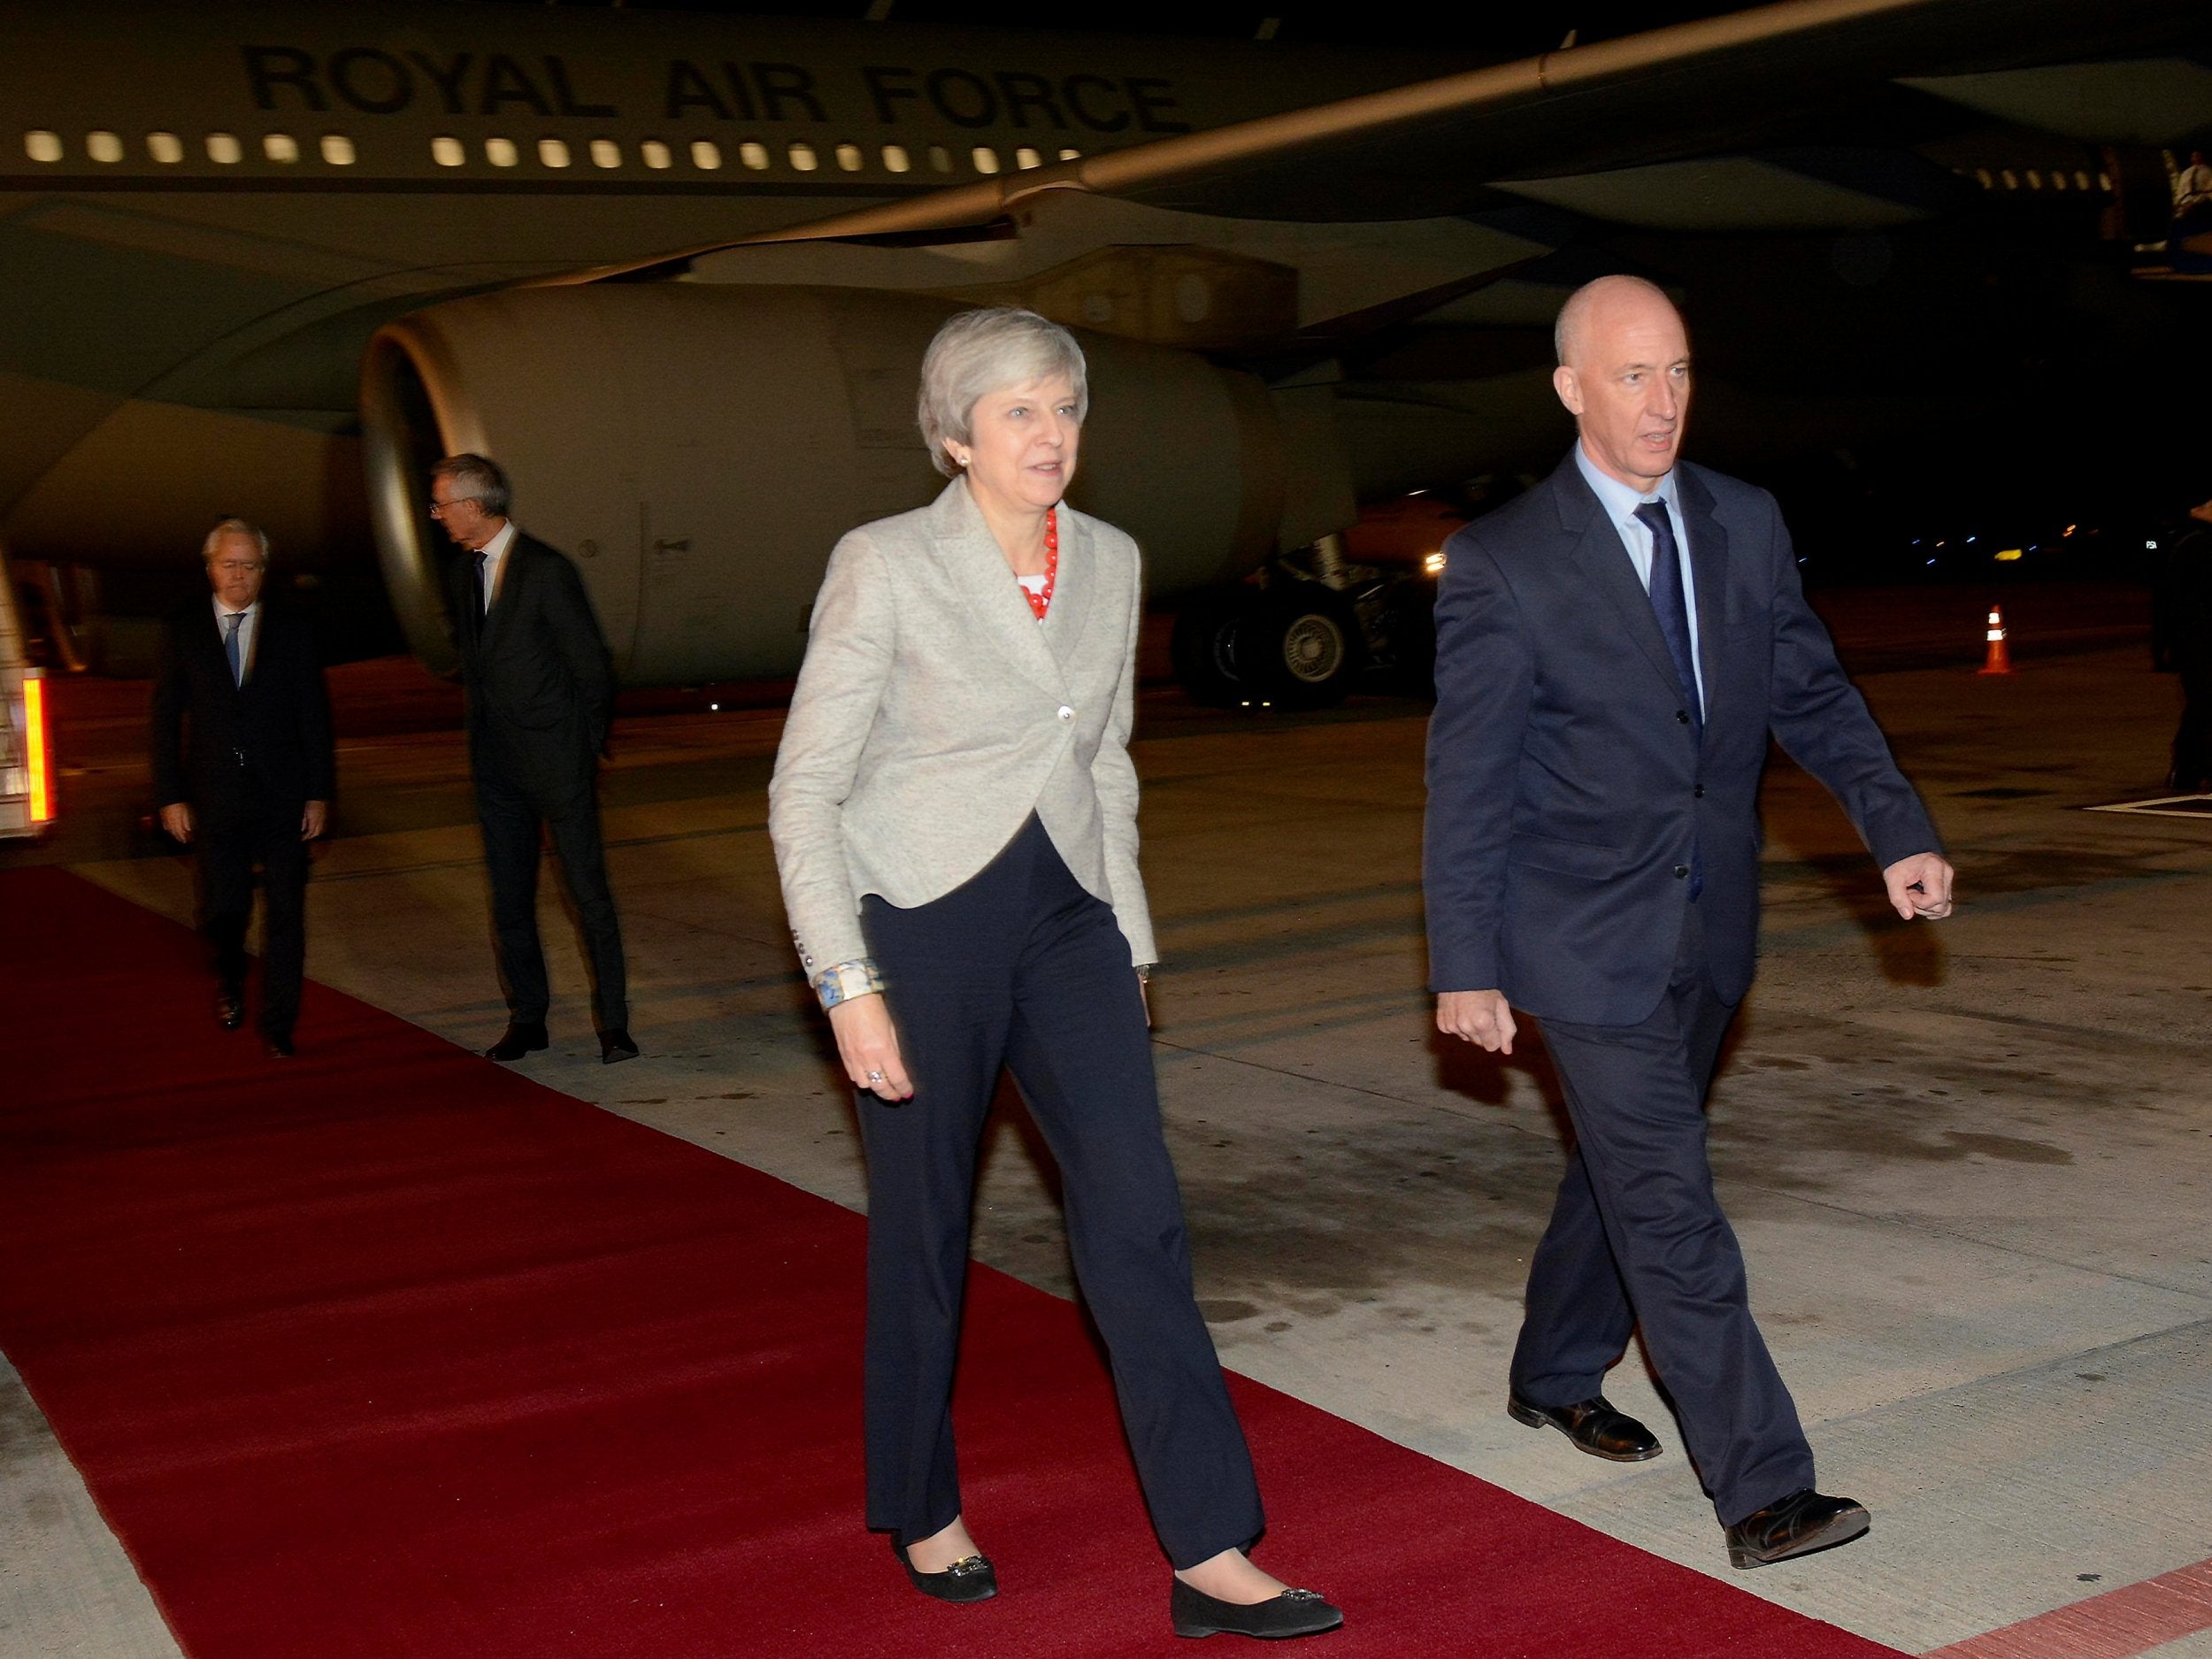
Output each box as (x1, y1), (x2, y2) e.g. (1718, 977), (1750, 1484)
(1424, 276), (1954, 1569)
(432, 452), (636, 1065)
(150, 518), (334, 1058)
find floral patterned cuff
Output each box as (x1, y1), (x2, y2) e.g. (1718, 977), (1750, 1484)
(815, 958), (887, 1010)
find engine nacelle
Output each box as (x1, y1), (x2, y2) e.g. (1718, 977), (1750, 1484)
(361, 284), (1349, 686)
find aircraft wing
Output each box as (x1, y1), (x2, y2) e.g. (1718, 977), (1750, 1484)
(563, 0), (2207, 287)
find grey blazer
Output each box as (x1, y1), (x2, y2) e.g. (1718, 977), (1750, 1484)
(769, 478), (1156, 979)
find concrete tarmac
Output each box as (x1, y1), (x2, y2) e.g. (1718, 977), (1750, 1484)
(8, 591), (2212, 1657)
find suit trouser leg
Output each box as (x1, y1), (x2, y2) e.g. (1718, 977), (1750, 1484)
(856, 818), (1264, 1564)
(1510, 1144), (1634, 1404)
(856, 869), (1017, 1549)
(194, 820), (254, 997)
(1520, 904), (1815, 1525)
(1002, 857), (1263, 1571)
(475, 766), (549, 1024)
(543, 787), (629, 1033)
(252, 805), (310, 1040)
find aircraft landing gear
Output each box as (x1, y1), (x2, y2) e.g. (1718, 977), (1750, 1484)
(1169, 536), (1435, 710)
(1239, 585), (1363, 710)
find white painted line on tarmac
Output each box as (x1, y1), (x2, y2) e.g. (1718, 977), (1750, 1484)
(2083, 795), (2212, 819)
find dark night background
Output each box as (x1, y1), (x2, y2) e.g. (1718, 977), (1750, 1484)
(486, 3), (2212, 585)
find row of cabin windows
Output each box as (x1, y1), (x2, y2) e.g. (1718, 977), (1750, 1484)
(21, 129), (1079, 177)
(449, 134), (1078, 174)
(1968, 165), (2109, 194)
(24, 128), (351, 166)
(19, 130), (2124, 198)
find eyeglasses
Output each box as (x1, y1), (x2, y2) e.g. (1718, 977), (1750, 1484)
(428, 497), (481, 518)
(212, 559), (265, 573)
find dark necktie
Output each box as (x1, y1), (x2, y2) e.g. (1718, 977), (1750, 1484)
(1634, 501), (1699, 730)
(1635, 499), (1701, 898)
(222, 611), (244, 686)
(474, 551), (489, 619)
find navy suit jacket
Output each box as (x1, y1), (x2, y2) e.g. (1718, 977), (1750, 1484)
(445, 532), (615, 796)
(1423, 450), (1939, 1025)
(150, 598), (334, 825)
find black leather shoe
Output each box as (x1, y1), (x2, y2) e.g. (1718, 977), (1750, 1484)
(1724, 1489), (1870, 1569)
(1171, 1579), (1343, 1640)
(600, 1027), (640, 1065)
(891, 1538), (997, 1603)
(263, 1033), (295, 1059)
(1508, 1389), (1663, 1462)
(216, 991), (245, 1031)
(485, 1022), (549, 1062)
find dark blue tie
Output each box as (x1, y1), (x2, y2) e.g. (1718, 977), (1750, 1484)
(222, 611), (244, 686)
(1636, 499), (1701, 898)
(474, 551), (489, 618)
(1635, 501), (1699, 730)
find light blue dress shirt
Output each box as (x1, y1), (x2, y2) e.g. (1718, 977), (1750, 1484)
(1574, 442), (1703, 711)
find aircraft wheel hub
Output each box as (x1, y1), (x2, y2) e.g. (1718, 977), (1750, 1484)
(1283, 613), (1347, 683)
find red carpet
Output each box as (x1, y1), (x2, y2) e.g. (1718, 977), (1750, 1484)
(0, 866), (1903, 1657)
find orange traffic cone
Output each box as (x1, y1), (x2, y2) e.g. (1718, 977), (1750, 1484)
(1978, 604), (2012, 675)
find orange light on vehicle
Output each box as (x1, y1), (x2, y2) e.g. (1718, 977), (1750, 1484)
(23, 670), (51, 823)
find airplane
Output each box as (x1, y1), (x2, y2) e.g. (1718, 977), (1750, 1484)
(0, 0), (2204, 754)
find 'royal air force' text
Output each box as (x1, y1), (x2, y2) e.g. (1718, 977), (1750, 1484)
(243, 47), (1192, 135)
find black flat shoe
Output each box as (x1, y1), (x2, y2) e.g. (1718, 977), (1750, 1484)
(1508, 1389), (1662, 1462)
(892, 1538), (997, 1603)
(1171, 1579), (1342, 1640)
(600, 1027), (640, 1064)
(485, 1022), (549, 1062)
(1724, 1489), (1870, 1569)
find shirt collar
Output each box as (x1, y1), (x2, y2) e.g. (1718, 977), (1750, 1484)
(212, 595), (259, 619)
(1574, 442), (1677, 526)
(479, 520), (518, 561)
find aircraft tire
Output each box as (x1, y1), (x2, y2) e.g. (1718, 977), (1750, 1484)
(1171, 592), (1249, 706)
(1242, 584), (1362, 710)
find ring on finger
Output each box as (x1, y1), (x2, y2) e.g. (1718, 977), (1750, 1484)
(866, 1069), (886, 1085)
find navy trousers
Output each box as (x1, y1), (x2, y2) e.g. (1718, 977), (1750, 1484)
(1512, 901), (1815, 1526)
(196, 791), (309, 1042)
(857, 816), (1263, 1569)
(473, 756), (628, 1033)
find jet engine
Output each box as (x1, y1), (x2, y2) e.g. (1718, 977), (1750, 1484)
(361, 284), (1351, 686)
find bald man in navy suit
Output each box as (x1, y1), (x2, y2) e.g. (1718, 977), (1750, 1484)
(1423, 276), (1953, 1570)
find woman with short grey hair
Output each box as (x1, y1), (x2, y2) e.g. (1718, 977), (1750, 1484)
(769, 308), (1340, 1641)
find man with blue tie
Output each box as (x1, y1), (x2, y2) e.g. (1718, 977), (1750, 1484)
(151, 519), (333, 1057)
(1423, 276), (1955, 1569)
